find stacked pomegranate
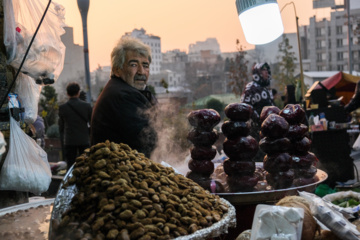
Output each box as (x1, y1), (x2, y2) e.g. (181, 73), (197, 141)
(259, 106), (294, 189)
(281, 104), (318, 186)
(186, 109), (222, 191)
(222, 103), (259, 192)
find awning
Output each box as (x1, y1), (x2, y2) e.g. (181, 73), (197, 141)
(311, 72), (360, 105)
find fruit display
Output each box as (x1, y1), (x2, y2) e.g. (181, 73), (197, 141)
(186, 109), (222, 192)
(259, 104), (319, 189)
(280, 104), (318, 186)
(260, 111), (294, 190)
(222, 103), (259, 192)
(51, 141), (230, 240)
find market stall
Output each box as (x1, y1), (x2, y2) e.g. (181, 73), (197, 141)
(304, 72), (360, 187)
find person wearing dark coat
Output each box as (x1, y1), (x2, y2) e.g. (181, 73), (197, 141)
(240, 62), (274, 122)
(91, 37), (157, 158)
(59, 82), (92, 170)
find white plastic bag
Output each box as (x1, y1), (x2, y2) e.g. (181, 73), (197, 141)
(299, 191), (360, 240)
(0, 116), (52, 194)
(15, 72), (41, 124)
(250, 204), (304, 240)
(3, 0), (66, 83)
(353, 134), (360, 150)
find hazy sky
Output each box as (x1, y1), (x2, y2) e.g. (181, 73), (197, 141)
(59, 0), (335, 71)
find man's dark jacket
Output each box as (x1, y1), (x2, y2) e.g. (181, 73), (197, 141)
(58, 98), (92, 146)
(91, 76), (157, 157)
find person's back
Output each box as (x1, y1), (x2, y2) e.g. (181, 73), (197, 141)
(59, 82), (92, 169)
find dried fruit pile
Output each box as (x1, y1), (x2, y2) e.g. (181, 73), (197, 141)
(51, 141), (229, 240)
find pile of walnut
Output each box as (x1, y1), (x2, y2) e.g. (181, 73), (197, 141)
(51, 141), (229, 240)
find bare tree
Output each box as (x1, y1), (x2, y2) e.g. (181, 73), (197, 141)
(227, 39), (250, 97)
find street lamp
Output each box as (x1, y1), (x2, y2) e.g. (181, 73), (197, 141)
(77, 0), (92, 103)
(280, 2), (305, 99)
(235, 0), (305, 99)
(235, 0), (284, 45)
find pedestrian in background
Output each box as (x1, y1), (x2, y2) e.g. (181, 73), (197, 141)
(59, 82), (92, 170)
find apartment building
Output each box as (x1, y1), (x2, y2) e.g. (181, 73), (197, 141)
(308, 7), (360, 72)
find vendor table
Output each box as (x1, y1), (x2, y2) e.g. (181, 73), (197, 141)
(215, 169), (328, 239)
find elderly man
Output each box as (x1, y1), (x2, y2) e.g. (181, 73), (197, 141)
(91, 37), (157, 157)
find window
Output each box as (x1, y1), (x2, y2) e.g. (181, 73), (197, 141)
(316, 27), (322, 37)
(337, 65), (344, 71)
(336, 26), (342, 35)
(317, 53), (322, 62)
(337, 39), (343, 48)
(328, 53), (332, 61)
(316, 40), (322, 49)
(328, 26), (331, 36)
(328, 39), (331, 48)
(337, 52), (343, 60)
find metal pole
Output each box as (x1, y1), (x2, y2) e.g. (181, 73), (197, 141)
(77, 0), (92, 103)
(295, 16), (305, 99)
(281, 2), (305, 99)
(347, 0), (353, 74)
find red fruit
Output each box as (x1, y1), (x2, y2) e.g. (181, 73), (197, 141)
(223, 136), (259, 160)
(259, 137), (291, 154)
(279, 104), (306, 124)
(224, 103), (253, 121)
(187, 129), (219, 146)
(261, 114), (289, 139)
(223, 159), (255, 176)
(188, 159), (214, 175)
(260, 106), (281, 123)
(187, 109), (221, 130)
(263, 153), (292, 173)
(287, 124), (309, 140)
(291, 136), (312, 154)
(190, 146), (217, 161)
(292, 152), (318, 169)
(221, 120), (250, 139)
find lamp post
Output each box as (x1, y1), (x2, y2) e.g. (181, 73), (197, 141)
(77, 0), (92, 103)
(280, 2), (305, 99)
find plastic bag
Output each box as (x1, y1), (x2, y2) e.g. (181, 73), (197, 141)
(15, 72), (41, 124)
(250, 204), (304, 240)
(0, 116), (52, 195)
(3, 0), (66, 84)
(322, 190), (360, 219)
(353, 133), (360, 150)
(299, 191), (360, 240)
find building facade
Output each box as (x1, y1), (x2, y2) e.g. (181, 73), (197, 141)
(308, 8), (360, 72)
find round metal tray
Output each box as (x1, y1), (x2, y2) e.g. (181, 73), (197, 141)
(216, 169), (328, 205)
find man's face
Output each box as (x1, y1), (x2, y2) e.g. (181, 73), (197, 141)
(117, 50), (150, 90)
(261, 69), (269, 80)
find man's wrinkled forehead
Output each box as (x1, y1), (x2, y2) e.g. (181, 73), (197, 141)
(126, 50), (150, 63)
